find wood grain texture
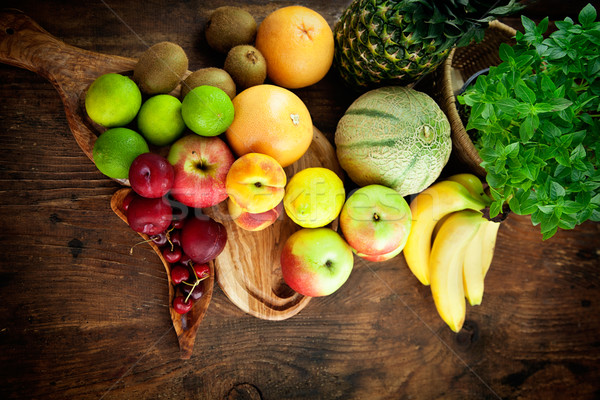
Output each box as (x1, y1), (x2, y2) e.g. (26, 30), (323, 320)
(0, 1), (599, 399)
(0, 9), (136, 165)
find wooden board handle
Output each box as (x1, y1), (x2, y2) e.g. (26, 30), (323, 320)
(0, 9), (136, 82)
(0, 9), (137, 163)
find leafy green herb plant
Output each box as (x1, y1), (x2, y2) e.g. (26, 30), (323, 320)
(458, 3), (600, 240)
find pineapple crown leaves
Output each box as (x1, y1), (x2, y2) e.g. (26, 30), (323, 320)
(397, 0), (524, 51)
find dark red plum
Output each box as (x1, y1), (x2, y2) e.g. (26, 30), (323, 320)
(180, 215), (227, 264)
(129, 153), (174, 198)
(127, 194), (172, 236)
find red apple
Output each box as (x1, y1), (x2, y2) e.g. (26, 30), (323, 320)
(356, 243), (404, 262)
(280, 228), (354, 297)
(339, 184), (412, 262)
(180, 215), (227, 264)
(167, 134), (235, 208)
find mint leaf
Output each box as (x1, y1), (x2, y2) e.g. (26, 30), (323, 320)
(515, 80), (537, 103)
(519, 115), (536, 141)
(570, 144), (586, 160)
(558, 214), (578, 230)
(499, 42), (514, 61)
(548, 98), (573, 111)
(521, 15), (537, 35)
(550, 181), (566, 198)
(540, 211), (560, 235)
(463, 4), (600, 240)
(489, 200), (502, 218)
(504, 142), (520, 157)
(579, 3), (597, 26)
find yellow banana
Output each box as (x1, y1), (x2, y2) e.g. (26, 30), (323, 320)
(447, 173), (492, 205)
(481, 220), (501, 279)
(403, 180), (486, 286)
(432, 213), (451, 241)
(462, 218), (501, 306)
(462, 221), (486, 306)
(430, 210), (483, 333)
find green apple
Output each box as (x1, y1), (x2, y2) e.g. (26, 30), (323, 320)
(280, 227), (354, 297)
(339, 184), (412, 262)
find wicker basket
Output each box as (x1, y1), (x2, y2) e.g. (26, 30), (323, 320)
(434, 20), (517, 177)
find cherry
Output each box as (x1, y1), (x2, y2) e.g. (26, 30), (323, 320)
(163, 245), (182, 263)
(179, 253), (192, 266)
(173, 295), (193, 314)
(170, 219), (186, 230)
(193, 263), (210, 280)
(170, 264), (190, 284)
(129, 153), (174, 198)
(127, 194), (172, 236)
(180, 281), (205, 301)
(151, 232), (169, 246)
(180, 215), (227, 264)
(169, 229), (182, 247)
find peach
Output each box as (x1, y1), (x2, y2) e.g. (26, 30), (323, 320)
(228, 197), (283, 231)
(225, 153), (286, 213)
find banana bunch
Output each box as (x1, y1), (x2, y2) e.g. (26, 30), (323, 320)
(403, 173), (501, 332)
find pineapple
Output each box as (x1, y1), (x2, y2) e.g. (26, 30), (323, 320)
(333, 0), (523, 90)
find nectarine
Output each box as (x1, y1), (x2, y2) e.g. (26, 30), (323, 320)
(225, 153), (286, 214)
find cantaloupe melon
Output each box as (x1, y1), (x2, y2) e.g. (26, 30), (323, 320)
(335, 86), (451, 196)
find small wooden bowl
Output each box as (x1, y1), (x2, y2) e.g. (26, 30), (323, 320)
(111, 188), (215, 360)
(432, 20), (517, 177)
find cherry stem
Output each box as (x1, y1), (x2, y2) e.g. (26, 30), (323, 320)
(129, 237), (154, 255)
(183, 262), (210, 303)
(184, 282), (198, 303)
(166, 226), (176, 251)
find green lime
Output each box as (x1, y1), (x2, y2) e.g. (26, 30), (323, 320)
(181, 85), (234, 136)
(85, 73), (142, 127)
(92, 128), (149, 179)
(137, 94), (186, 146)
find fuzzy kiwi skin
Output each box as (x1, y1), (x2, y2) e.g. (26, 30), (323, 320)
(134, 42), (189, 95)
(181, 68), (236, 100)
(205, 6), (257, 54)
(224, 45), (267, 91)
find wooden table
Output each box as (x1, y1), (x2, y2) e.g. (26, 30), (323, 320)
(1, 1), (598, 399)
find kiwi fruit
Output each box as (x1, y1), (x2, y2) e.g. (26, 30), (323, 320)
(224, 45), (267, 91)
(181, 68), (236, 100)
(205, 6), (257, 54)
(133, 41), (189, 95)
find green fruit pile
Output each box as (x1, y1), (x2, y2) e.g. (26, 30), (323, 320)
(85, 41), (235, 180)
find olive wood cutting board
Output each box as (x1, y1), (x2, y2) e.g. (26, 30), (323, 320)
(204, 127), (343, 321)
(0, 10), (343, 336)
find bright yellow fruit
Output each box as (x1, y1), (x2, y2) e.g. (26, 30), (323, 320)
(283, 167), (345, 228)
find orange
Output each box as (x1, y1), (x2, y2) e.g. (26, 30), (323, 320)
(255, 6), (334, 89)
(225, 84), (313, 168)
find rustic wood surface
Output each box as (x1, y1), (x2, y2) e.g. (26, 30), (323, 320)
(0, 1), (598, 399)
